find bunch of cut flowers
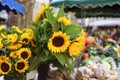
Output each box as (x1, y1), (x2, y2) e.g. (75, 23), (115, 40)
(0, 4), (85, 80)
(0, 25), (36, 80)
(30, 4), (85, 78)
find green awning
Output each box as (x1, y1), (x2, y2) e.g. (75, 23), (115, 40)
(50, 0), (120, 8)
(50, 0), (120, 18)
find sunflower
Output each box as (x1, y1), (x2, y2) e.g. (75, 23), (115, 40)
(0, 60), (11, 75)
(0, 55), (9, 61)
(7, 43), (22, 50)
(0, 38), (3, 48)
(17, 48), (31, 60)
(69, 30), (85, 57)
(48, 31), (70, 53)
(15, 59), (28, 73)
(7, 33), (18, 43)
(19, 33), (31, 44)
(10, 51), (18, 58)
(23, 28), (34, 40)
(75, 30), (85, 42)
(69, 42), (82, 57)
(34, 4), (50, 22)
(75, 30), (85, 48)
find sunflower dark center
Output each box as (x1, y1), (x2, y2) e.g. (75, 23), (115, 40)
(52, 36), (64, 47)
(22, 38), (28, 43)
(21, 51), (28, 59)
(17, 62), (25, 70)
(1, 62), (10, 72)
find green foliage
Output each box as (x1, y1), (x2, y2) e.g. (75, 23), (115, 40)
(56, 5), (65, 18)
(63, 24), (82, 39)
(46, 11), (60, 31)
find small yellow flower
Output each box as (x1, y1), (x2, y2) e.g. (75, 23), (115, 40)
(7, 33), (18, 43)
(10, 51), (18, 58)
(12, 26), (22, 33)
(58, 16), (71, 25)
(62, 16), (71, 26)
(1, 33), (6, 39)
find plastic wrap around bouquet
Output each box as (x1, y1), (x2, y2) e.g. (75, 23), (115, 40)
(0, 4), (85, 80)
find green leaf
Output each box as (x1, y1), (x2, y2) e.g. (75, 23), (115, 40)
(41, 22), (53, 38)
(41, 22), (48, 30)
(53, 53), (67, 66)
(44, 49), (50, 56)
(0, 48), (6, 53)
(63, 24), (82, 39)
(56, 5), (65, 18)
(33, 23), (42, 43)
(39, 49), (55, 63)
(46, 11), (60, 31)
(65, 57), (74, 72)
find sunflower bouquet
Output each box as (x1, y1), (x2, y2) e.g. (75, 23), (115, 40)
(0, 4), (85, 80)
(30, 4), (85, 78)
(0, 26), (36, 80)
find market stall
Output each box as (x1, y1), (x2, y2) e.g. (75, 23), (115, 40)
(50, 1), (120, 80)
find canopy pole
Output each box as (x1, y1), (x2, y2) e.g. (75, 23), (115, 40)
(81, 7), (86, 31)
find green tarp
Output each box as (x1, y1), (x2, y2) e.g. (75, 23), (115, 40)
(50, 0), (120, 18)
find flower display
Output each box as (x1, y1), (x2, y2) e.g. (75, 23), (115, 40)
(0, 4), (85, 80)
(0, 26), (35, 80)
(31, 4), (85, 77)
